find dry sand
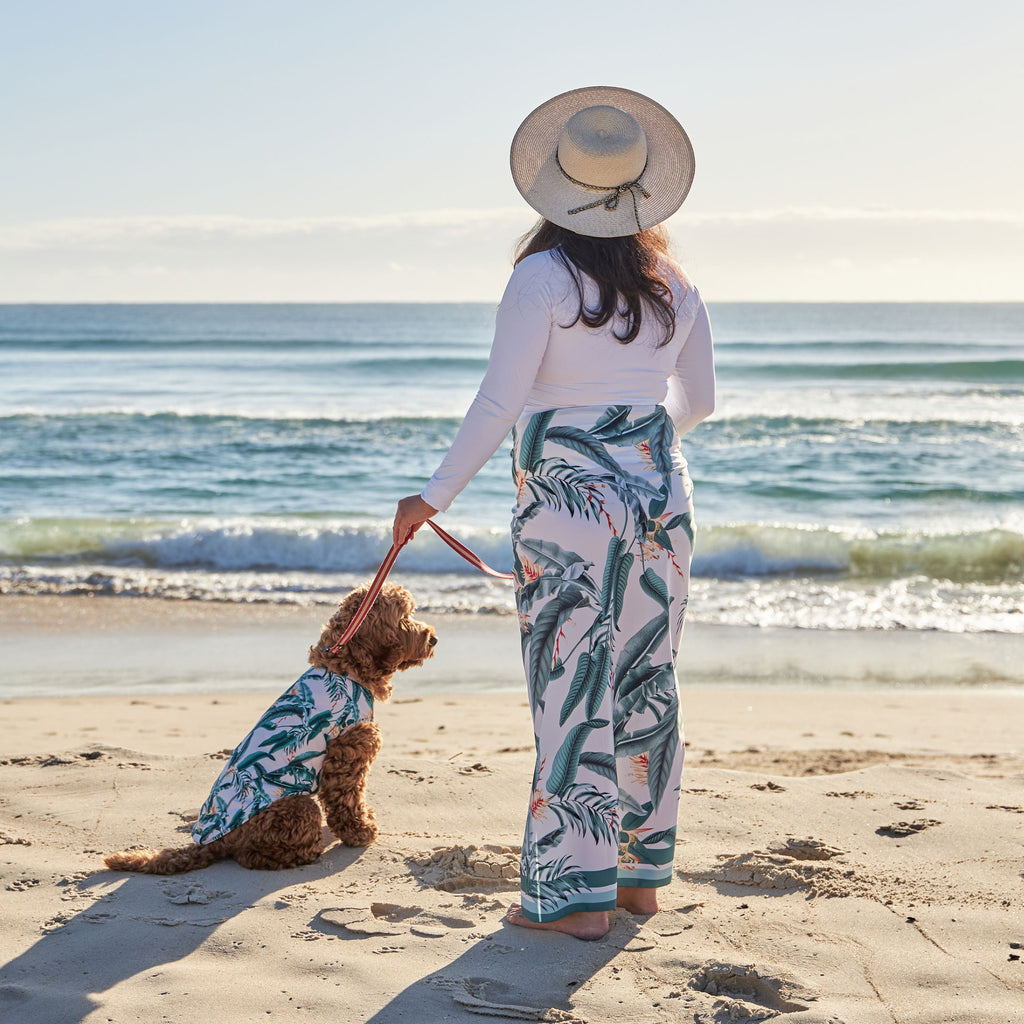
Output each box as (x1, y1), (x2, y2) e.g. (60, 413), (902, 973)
(1, 597), (1022, 1023)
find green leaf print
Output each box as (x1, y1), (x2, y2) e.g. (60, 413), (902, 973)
(612, 551), (634, 626)
(535, 826), (566, 854)
(600, 535), (630, 625)
(546, 717), (609, 795)
(592, 406), (665, 450)
(648, 521), (675, 555)
(527, 584), (589, 710)
(520, 853), (590, 906)
(614, 711), (676, 758)
(618, 790), (649, 822)
(518, 409), (554, 472)
(674, 598), (688, 642)
(639, 567), (670, 609)
(559, 651), (591, 727)
(665, 510), (694, 550)
(646, 411), (678, 478)
(304, 709), (335, 736)
(558, 639), (611, 725)
(645, 725), (679, 807)
(616, 661), (675, 723)
(578, 750), (617, 782)
(518, 559), (600, 615)
(522, 458), (606, 520)
(546, 426), (660, 497)
(613, 614), (668, 690)
(516, 536), (593, 581)
(261, 730), (304, 755)
(263, 763), (318, 791)
(549, 782), (619, 843)
(583, 641), (612, 720)
(230, 749), (278, 773)
(620, 829), (673, 866)
(248, 703), (302, 732)
(225, 807), (249, 833)
(511, 499), (542, 562)
(592, 406), (631, 435)
(326, 672), (361, 708)
(639, 828), (675, 847)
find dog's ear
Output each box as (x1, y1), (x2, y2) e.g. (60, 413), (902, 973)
(310, 583), (417, 700)
(344, 585), (414, 695)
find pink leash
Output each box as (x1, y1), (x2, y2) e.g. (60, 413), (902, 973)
(327, 520), (514, 652)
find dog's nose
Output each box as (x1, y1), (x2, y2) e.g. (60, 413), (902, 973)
(428, 635), (437, 647)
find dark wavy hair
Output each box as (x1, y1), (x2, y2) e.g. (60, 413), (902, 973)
(514, 219), (677, 346)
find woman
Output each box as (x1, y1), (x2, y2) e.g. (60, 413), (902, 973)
(394, 86), (715, 940)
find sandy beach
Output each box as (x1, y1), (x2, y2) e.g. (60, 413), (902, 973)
(1, 596), (1022, 1023)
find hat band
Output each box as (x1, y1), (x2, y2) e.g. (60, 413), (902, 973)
(556, 153), (651, 233)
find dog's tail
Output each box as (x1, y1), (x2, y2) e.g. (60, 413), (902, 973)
(104, 838), (227, 875)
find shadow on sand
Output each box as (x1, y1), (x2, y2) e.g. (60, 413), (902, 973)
(0, 837), (370, 1024)
(363, 911), (647, 1023)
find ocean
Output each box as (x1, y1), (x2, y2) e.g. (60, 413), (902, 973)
(1, 301), (1022, 636)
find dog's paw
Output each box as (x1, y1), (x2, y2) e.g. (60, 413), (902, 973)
(337, 824), (378, 848)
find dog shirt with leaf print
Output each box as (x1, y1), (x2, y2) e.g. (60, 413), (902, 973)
(192, 666), (374, 845)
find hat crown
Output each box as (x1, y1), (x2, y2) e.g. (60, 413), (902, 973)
(557, 105), (647, 188)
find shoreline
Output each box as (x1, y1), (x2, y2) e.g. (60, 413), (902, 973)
(2, 593), (1022, 700)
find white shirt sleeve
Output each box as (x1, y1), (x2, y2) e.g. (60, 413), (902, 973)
(662, 295), (715, 436)
(420, 259), (554, 513)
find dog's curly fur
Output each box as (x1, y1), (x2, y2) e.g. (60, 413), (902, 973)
(104, 584), (434, 874)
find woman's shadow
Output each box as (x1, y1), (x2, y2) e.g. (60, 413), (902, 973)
(0, 839), (370, 1024)
(362, 910), (644, 1023)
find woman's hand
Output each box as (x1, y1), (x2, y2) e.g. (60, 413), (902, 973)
(393, 494), (439, 547)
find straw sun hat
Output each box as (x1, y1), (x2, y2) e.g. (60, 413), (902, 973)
(510, 86), (694, 238)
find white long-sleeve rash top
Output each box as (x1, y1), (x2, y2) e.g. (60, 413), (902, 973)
(421, 248), (716, 513)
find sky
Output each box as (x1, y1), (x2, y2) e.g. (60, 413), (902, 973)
(1, 0), (1022, 303)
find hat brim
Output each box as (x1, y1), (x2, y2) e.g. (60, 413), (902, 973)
(510, 86), (695, 238)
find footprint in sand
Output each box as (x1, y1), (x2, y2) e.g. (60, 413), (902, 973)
(318, 908), (406, 937)
(408, 844), (520, 892)
(317, 903), (476, 939)
(768, 837), (844, 861)
(690, 962), (812, 1017)
(5, 878), (40, 892)
(876, 819), (941, 837)
(387, 767), (433, 783)
(679, 838), (869, 898)
(4, 754), (74, 767)
(160, 882), (229, 906)
(453, 978), (581, 1022)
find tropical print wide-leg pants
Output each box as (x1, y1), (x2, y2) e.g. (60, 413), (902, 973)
(511, 404), (694, 922)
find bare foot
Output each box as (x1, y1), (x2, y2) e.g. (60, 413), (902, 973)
(505, 903), (610, 941)
(616, 886), (659, 915)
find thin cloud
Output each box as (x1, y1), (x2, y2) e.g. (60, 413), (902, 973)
(2, 206), (1021, 252)
(0, 209), (533, 250)
(677, 207), (1024, 226)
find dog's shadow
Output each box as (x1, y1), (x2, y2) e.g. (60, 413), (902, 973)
(0, 838), (368, 1024)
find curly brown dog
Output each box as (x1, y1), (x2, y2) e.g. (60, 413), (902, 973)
(104, 583), (435, 874)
